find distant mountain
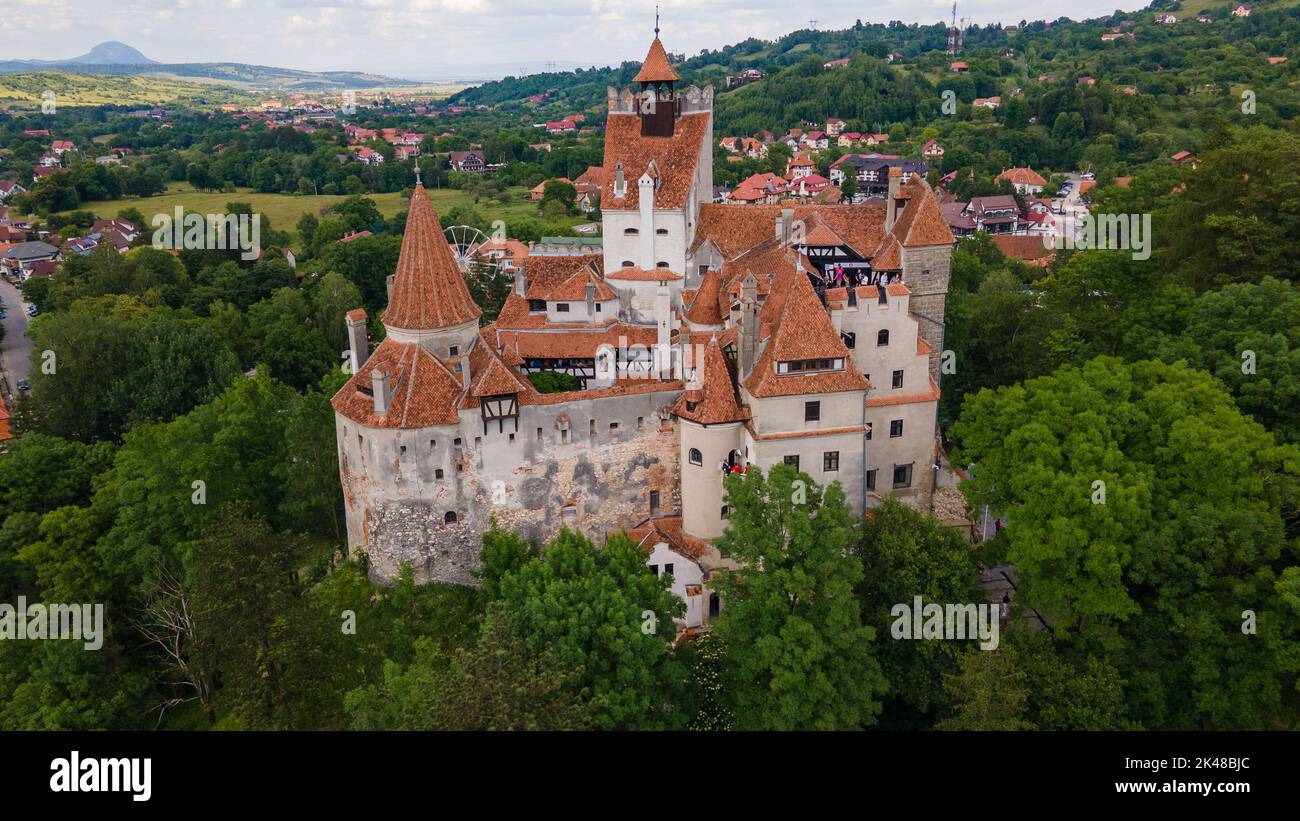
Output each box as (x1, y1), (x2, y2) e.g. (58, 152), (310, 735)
(0, 41), (416, 90)
(69, 41), (156, 65)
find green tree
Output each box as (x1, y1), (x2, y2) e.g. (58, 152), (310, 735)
(711, 464), (886, 730)
(489, 527), (685, 729)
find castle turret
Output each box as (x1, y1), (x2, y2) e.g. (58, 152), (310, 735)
(383, 183), (483, 365)
(674, 335), (747, 540)
(634, 29), (682, 137)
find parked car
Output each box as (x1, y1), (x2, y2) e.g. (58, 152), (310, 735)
(1081, 171), (1095, 180)
(16, 379), (30, 392)
(26, 304), (38, 317)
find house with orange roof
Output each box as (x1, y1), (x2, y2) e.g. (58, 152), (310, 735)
(995, 166), (1047, 195)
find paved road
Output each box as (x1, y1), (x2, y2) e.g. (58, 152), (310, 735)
(0, 276), (32, 397)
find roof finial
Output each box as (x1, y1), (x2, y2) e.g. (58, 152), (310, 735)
(655, 5), (660, 36)
(413, 161), (422, 186)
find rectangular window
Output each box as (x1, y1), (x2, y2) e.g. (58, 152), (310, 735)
(892, 369), (904, 389)
(650, 564), (659, 576)
(805, 401), (820, 422)
(649, 490), (660, 513)
(823, 451), (839, 472)
(866, 469), (877, 491)
(893, 463), (913, 488)
(664, 563), (674, 577)
(865, 422), (873, 441)
(890, 419), (903, 438)
(784, 455), (800, 471)
(556, 303), (570, 312)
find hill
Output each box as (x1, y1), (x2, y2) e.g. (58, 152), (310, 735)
(68, 41), (156, 65)
(0, 71), (257, 107)
(0, 40), (416, 90)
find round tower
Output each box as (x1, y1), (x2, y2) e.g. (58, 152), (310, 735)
(673, 335), (747, 540)
(382, 182), (482, 363)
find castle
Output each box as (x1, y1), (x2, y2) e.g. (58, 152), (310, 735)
(331, 32), (955, 628)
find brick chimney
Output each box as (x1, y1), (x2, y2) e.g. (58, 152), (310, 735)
(885, 166), (903, 232)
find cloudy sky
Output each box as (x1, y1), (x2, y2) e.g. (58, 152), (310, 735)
(3, 0), (1149, 80)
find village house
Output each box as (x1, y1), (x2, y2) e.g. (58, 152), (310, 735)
(449, 150), (486, 173)
(995, 167), (1046, 195)
(828, 154), (927, 198)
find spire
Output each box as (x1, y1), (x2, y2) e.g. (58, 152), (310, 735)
(633, 30), (681, 84)
(383, 185), (482, 331)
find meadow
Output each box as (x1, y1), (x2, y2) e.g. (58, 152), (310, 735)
(67, 182), (575, 248)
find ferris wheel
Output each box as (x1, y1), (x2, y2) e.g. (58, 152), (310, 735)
(443, 224), (507, 282)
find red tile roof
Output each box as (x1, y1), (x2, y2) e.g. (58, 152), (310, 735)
(633, 37), (682, 83)
(674, 335), (746, 425)
(683, 268), (724, 325)
(383, 184), (482, 330)
(601, 111), (710, 211)
(744, 269), (871, 399)
(606, 266), (683, 281)
(331, 337), (464, 428)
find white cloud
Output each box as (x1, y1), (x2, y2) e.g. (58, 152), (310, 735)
(2, 0), (1151, 78)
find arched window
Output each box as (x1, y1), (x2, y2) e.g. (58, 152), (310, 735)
(624, 227), (639, 235)
(622, 260), (635, 267)
(444, 511), (458, 524)
(877, 329), (890, 346)
(655, 261), (670, 268)
(689, 448), (703, 465)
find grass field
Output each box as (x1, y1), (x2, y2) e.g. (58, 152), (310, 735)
(0, 72), (256, 108)
(67, 182), (580, 248)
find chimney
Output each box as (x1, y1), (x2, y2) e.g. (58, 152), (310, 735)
(372, 369), (390, 415)
(655, 284), (672, 379)
(614, 161), (626, 198)
(885, 166), (902, 232)
(781, 208), (794, 244)
(585, 282), (596, 317)
(385, 273), (396, 305)
(345, 309), (369, 372)
(517, 273), (528, 296)
(774, 212), (784, 242)
(739, 274), (759, 379)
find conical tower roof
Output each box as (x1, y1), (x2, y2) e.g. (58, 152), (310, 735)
(633, 37), (681, 84)
(384, 184), (482, 330)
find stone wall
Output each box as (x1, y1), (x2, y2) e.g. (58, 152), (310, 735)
(338, 387), (682, 586)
